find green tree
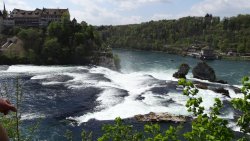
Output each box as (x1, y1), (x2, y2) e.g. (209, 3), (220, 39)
(231, 77), (250, 135)
(17, 28), (42, 54)
(98, 117), (181, 141)
(42, 38), (62, 64)
(47, 22), (62, 38)
(218, 39), (229, 52)
(178, 78), (234, 141)
(237, 43), (246, 53)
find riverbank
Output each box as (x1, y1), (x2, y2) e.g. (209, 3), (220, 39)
(113, 48), (250, 62)
(222, 55), (250, 61)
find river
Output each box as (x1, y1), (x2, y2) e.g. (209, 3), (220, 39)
(0, 49), (249, 140)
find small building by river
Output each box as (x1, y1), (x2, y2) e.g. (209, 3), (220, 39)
(200, 46), (216, 60)
(186, 45), (217, 60)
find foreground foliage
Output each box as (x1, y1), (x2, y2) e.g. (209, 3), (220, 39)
(0, 79), (39, 141)
(178, 78), (233, 141)
(97, 117), (181, 141)
(231, 77), (250, 140)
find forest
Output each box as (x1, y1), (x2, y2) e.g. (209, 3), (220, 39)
(98, 14), (250, 54)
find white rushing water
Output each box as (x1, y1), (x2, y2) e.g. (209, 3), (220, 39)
(70, 67), (232, 123)
(0, 65), (241, 125)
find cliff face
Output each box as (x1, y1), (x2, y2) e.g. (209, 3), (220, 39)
(97, 56), (117, 70)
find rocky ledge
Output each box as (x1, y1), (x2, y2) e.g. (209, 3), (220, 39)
(173, 63), (190, 79)
(91, 52), (117, 70)
(134, 112), (191, 123)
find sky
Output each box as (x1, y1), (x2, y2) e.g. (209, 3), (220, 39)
(1, 0), (250, 25)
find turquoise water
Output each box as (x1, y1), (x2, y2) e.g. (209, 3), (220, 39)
(113, 49), (250, 85)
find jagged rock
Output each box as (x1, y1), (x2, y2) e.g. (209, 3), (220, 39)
(173, 63), (190, 79)
(195, 83), (208, 89)
(211, 87), (230, 98)
(232, 87), (241, 94)
(192, 62), (216, 82)
(215, 80), (228, 84)
(134, 112), (191, 123)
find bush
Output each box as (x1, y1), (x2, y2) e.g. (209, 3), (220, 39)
(0, 79), (39, 141)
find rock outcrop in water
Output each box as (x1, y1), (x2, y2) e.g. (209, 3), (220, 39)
(97, 56), (117, 70)
(211, 87), (230, 98)
(192, 62), (216, 82)
(194, 83), (208, 89)
(134, 112), (191, 123)
(173, 63), (190, 79)
(192, 62), (228, 84)
(91, 52), (117, 70)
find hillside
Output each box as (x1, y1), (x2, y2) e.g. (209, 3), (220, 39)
(98, 14), (250, 54)
(0, 15), (116, 69)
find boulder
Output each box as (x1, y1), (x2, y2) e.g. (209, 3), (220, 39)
(211, 87), (230, 98)
(192, 62), (216, 82)
(195, 83), (208, 89)
(134, 112), (190, 123)
(173, 63), (190, 79)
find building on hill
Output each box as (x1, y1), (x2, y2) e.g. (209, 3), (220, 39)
(200, 46), (216, 60)
(0, 3), (69, 30)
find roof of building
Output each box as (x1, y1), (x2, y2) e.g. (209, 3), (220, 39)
(11, 9), (42, 18)
(42, 8), (69, 15)
(10, 8), (69, 18)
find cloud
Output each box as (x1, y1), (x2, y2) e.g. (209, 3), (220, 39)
(150, 0), (250, 22)
(1, 0), (250, 25)
(53, 0), (62, 4)
(2, 0), (32, 11)
(151, 13), (176, 21)
(110, 0), (172, 10)
(71, 9), (143, 25)
(188, 0), (250, 17)
(69, 0), (145, 25)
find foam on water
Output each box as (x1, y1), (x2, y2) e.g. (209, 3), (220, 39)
(226, 87), (244, 99)
(3, 65), (238, 124)
(68, 66), (231, 124)
(31, 74), (52, 80)
(4, 65), (80, 75)
(69, 67), (180, 122)
(42, 81), (66, 85)
(228, 122), (241, 132)
(219, 110), (235, 120)
(96, 88), (125, 110)
(21, 113), (45, 120)
(138, 69), (178, 81)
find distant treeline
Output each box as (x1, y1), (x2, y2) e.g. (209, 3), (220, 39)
(0, 13), (110, 65)
(97, 14), (250, 53)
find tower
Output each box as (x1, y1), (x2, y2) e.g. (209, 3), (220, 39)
(2, 1), (7, 19)
(0, 10), (3, 32)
